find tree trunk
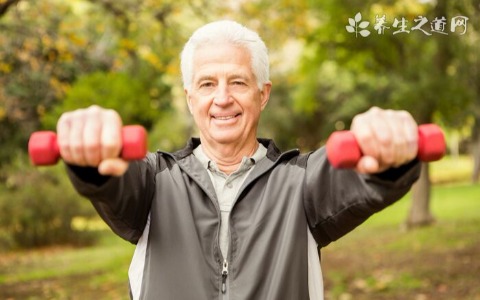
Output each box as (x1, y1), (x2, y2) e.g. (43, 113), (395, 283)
(405, 163), (435, 228)
(0, 0), (20, 18)
(472, 116), (480, 183)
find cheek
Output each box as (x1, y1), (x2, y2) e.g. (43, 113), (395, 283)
(246, 97), (263, 115)
(191, 100), (211, 120)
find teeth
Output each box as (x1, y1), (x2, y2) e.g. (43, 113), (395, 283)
(215, 115), (236, 120)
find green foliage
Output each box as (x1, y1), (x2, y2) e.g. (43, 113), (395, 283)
(291, 0), (477, 134)
(0, 157), (99, 250)
(148, 107), (192, 152)
(42, 71), (167, 130)
(322, 183), (480, 299)
(0, 0), (109, 166)
(0, 0), (478, 250)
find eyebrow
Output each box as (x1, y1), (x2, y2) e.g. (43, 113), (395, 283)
(228, 74), (250, 81)
(194, 73), (251, 85)
(195, 75), (216, 85)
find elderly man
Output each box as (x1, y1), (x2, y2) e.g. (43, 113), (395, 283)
(59, 20), (420, 299)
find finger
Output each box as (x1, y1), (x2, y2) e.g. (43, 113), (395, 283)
(100, 109), (123, 160)
(57, 112), (73, 163)
(83, 106), (103, 166)
(98, 158), (129, 176)
(355, 156), (381, 174)
(351, 113), (380, 160)
(67, 109), (87, 166)
(399, 111), (418, 164)
(379, 110), (417, 168)
(376, 110), (398, 167)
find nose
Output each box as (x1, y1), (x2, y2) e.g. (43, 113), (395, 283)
(213, 83), (232, 106)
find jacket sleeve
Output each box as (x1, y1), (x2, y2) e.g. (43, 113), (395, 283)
(65, 153), (158, 244)
(303, 147), (421, 248)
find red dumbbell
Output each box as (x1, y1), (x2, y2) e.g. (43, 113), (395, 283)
(326, 123), (446, 169)
(28, 125), (148, 166)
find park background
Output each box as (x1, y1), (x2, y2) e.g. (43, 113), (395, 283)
(0, 0), (479, 299)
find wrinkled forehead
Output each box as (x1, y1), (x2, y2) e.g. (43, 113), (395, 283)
(191, 43), (254, 78)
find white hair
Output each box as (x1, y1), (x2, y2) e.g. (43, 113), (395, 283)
(180, 20), (270, 91)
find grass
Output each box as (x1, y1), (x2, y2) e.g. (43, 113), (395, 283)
(430, 155), (473, 184)
(322, 183), (480, 300)
(0, 155), (478, 299)
(0, 237), (132, 284)
(0, 234), (135, 299)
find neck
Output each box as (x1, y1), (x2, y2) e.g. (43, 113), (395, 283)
(200, 137), (259, 175)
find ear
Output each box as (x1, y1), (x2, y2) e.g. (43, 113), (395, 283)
(260, 81), (272, 111)
(185, 88), (193, 114)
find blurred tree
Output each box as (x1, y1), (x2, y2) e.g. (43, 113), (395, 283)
(288, 0), (476, 227)
(457, 2), (480, 183)
(0, 0), (227, 249)
(0, 158), (98, 249)
(42, 71), (169, 130)
(0, 0), (110, 167)
(0, 0), (20, 17)
(0, 0), (477, 250)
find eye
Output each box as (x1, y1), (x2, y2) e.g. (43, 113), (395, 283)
(199, 81), (215, 88)
(232, 80), (246, 86)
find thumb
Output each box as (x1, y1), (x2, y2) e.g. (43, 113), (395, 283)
(355, 156), (380, 174)
(98, 158), (129, 176)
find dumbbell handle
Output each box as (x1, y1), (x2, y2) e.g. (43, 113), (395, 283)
(28, 125), (147, 166)
(326, 123), (446, 169)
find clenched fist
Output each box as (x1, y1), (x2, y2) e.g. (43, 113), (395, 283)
(350, 107), (419, 174)
(57, 105), (129, 176)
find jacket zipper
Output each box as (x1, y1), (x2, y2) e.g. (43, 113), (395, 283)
(221, 259), (228, 294)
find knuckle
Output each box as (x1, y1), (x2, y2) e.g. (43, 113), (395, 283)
(393, 137), (404, 148)
(86, 105), (102, 117)
(84, 140), (101, 153)
(355, 129), (374, 146)
(57, 139), (70, 151)
(382, 152), (396, 165)
(398, 110), (411, 119)
(103, 108), (121, 121)
(368, 106), (382, 114)
(58, 112), (71, 124)
(70, 141), (84, 154)
(385, 109), (396, 118)
(102, 141), (121, 156)
(351, 115), (368, 131)
(87, 104), (101, 111)
(57, 113), (73, 131)
(71, 108), (86, 118)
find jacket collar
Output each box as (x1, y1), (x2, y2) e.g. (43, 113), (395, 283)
(171, 137), (288, 163)
(158, 138), (301, 205)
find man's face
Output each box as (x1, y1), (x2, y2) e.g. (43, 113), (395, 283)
(185, 43), (271, 146)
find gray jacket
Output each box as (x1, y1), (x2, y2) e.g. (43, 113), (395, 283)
(67, 138), (420, 300)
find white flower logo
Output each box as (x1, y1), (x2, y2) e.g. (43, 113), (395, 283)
(346, 12), (371, 37)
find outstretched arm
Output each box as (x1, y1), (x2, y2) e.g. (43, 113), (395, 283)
(304, 107), (421, 247)
(57, 105), (155, 243)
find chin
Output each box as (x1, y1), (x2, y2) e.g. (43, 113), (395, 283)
(212, 136), (241, 145)
(209, 131), (243, 145)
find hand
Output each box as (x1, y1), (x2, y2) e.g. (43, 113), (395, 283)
(350, 107), (418, 174)
(57, 105), (129, 176)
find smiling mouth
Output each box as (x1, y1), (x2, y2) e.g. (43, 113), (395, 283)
(212, 113), (241, 120)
